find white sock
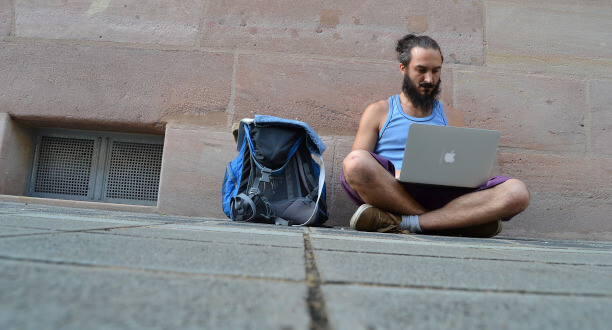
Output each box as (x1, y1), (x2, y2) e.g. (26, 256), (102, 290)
(399, 215), (422, 233)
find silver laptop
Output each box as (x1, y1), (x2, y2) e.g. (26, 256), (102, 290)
(398, 123), (501, 188)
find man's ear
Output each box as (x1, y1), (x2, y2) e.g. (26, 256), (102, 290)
(399, 63), (407, 75)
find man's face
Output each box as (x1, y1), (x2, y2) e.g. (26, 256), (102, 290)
(401, 47), (442, 109)
(402, 47), (442, 94)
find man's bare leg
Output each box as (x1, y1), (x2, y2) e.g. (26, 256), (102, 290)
(343, 150), (530, 231)
(342, 150), (428, 215)
(418, 179), (529, 231)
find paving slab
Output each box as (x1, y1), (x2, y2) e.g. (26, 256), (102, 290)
(116, 224), (305, 248)
(0, 225), (53, 237)
(0, 260), (309, 330)
(323, 284), (612, 330)
(314, 249), (611, 296)
(0, 230), (305, 280)
(487, 247), (612, 266)
(0, 203), (186, 222)
(311, 230), (612, 265)
(0, 213), (160, 233)
(310, 233), (514, 260)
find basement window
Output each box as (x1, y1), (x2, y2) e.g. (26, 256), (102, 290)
(27, 129), (164, 206)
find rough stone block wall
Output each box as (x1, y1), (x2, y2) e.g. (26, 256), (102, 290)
(0, 0), (610, 240)
(0, 113), (33, 195)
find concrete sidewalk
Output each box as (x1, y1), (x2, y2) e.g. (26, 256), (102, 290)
(1, 201), (611, 330)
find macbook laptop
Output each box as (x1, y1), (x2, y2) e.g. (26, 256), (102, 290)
(398, 123), (501, 188)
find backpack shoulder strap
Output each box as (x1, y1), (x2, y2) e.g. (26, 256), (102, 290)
(295, 154), (325, 227)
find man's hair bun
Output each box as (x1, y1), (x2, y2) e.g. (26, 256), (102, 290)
(396, 34), (443, 65)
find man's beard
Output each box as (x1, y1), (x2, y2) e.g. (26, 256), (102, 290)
(402, 74), (441, 112)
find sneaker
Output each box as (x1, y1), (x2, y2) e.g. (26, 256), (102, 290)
(350, 204), (407, 233)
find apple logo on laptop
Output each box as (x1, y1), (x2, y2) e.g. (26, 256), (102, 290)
(444, 150), (456, 163)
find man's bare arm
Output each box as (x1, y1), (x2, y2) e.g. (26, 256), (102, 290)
(351, 100), (388, 151)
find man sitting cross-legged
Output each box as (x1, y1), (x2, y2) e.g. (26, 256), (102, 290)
(341, 34), (530, 237)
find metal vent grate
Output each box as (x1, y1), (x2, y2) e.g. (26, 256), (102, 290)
(28, 129), (164, 205)
(105, 141), (163, 202)
(33, 136), (95, 196)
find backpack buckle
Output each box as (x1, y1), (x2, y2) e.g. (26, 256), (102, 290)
(260, 167), (271, 183)
(248, 187), (260, 195)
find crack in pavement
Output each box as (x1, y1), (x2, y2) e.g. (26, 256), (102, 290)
(303, 231), (331, 330)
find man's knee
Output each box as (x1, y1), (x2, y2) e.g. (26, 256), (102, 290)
(342, 150), (377, 185)
(501, 179), (530, 214)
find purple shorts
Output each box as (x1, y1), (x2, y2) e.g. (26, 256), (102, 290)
(340, 152), (514, 220)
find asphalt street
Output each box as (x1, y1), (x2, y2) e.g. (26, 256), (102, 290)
(1, 201), (611, 329)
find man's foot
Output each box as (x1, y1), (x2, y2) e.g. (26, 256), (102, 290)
(350, 204), (407, 233)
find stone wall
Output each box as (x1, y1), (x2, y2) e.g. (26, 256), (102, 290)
(0, 0), (610, 240)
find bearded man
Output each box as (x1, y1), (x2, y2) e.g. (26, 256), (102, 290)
(341, 34), (530, 237)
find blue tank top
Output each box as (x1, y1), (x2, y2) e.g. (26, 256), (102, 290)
(374, 94), (448, 170)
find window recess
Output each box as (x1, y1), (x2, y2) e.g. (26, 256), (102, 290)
(27, 129), (164, 206)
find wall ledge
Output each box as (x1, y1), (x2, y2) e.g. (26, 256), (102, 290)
(0, 195), (158, 214)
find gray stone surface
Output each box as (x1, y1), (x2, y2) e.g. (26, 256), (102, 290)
(1, 260), (309, 330)
(0, 228), (305, 281)
(1, 201), (611, 329)
(324, 285), (612, 330)
(0, 213), (160, 231)
(0, 225), (50, 237)
(314, 250), (611, 296)
(487, 246), (612, 266)
(311, 230), (612, 266)
(120, 224), (304, 248)
(0, 1), (11, 38)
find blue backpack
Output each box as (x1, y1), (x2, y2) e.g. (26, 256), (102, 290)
(222, 115), (328, 226)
